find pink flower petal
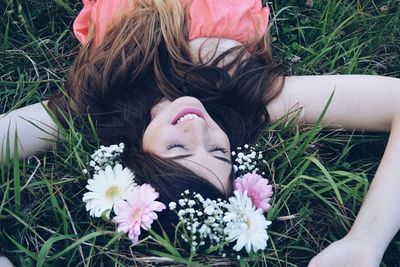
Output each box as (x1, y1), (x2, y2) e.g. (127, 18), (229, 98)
(234, 173), (273, 212)
(113, 184), (165, 244)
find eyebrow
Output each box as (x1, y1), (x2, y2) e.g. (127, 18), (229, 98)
(167, 154), (232, 164)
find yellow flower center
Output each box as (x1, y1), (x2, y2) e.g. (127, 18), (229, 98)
(245, 218), (251, 229)
(132, 208), (142, 220)
(242, 215), (250, 230)
(105, 185), (120, 200)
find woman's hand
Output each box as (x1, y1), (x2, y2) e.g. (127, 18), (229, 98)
(308, 234), (383, 267)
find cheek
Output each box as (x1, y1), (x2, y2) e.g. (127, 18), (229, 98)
(142, 123), (160, 153)
(142, 123), (177, 154)
(219, 132), (232, 159)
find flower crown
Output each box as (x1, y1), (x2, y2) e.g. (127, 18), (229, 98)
(82, 143), (273, 255)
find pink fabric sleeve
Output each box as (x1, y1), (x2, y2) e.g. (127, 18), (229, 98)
(73, 0), (269, 46)
(182, 0), (269, 44)
(73, 0), (132, 46)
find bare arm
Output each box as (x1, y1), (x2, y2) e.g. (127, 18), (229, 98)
(268, 75), (400, 266)
(0, 101), (57, 161)
(268, 75), (400, 131)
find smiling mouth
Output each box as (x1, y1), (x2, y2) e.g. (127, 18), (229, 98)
(171, 107), (205, 125)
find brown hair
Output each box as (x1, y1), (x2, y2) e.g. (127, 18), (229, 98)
(49, 0), (283, 236)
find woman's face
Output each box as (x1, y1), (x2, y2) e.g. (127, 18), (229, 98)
(142, 97), (232, 193)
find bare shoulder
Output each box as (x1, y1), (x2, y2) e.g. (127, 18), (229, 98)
(188, 38), (249, 67)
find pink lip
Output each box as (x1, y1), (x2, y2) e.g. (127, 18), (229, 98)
(171, 107), (205, 125)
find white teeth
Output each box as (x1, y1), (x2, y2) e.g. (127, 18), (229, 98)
(176, 113), (200, 124)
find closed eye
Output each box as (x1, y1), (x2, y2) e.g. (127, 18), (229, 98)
(167, 143), (186, 150)
(208, 145), (228, 154)
(167, 144), (228, 156)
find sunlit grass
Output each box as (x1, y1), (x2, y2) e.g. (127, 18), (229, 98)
(1, 0), (399, 266)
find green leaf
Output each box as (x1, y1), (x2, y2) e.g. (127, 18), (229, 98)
(147, 250), (201, 266)
(48, 231), (106, 261)
(37, 234), (74, 267)
(148, 228), (182, 257)
(307, 156), (344, 206)
(5, 232), (37, 260)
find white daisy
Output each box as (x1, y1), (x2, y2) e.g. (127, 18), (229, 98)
(223, 191), (271, 253)
(82, 164), (136, 218)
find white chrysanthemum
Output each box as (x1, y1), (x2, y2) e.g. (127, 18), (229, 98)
(82, 164), (136, 218)
(224, 191), (271, 253)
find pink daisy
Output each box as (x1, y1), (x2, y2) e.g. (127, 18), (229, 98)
(113, 184), (166, 244)
(234, 173), (273, 212)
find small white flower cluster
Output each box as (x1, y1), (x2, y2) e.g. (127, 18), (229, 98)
(232, 144), (264, 176)
(169, 188), (272, 255)
(86, 143), (125, 174)
(169, 190), (227, 253)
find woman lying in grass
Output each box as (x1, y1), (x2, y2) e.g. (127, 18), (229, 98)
(1, 0), (399, 266)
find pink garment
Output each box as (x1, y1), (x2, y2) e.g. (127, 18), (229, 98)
(184, 0), (269, 44)
(73, 0), (270, 46)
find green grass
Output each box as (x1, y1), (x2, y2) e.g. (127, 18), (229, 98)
(1, 0), (400, 266)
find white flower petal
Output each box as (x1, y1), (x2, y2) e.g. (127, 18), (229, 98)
(224, 191), (270, 254)
(82, 164), (135, 218)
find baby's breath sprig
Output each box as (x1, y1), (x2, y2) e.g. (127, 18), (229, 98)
(85, 143), (125, 174)
(232, 144), (265, 176)
(169, 190), (228, 254)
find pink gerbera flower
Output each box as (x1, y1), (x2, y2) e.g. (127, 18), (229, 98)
(234, 173), (273, 212)
(113, 184), (166, 244)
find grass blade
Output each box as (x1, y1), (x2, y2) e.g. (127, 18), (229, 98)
(13, 128), (20, 211)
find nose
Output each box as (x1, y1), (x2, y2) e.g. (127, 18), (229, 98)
(180, 118), (210, 147)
